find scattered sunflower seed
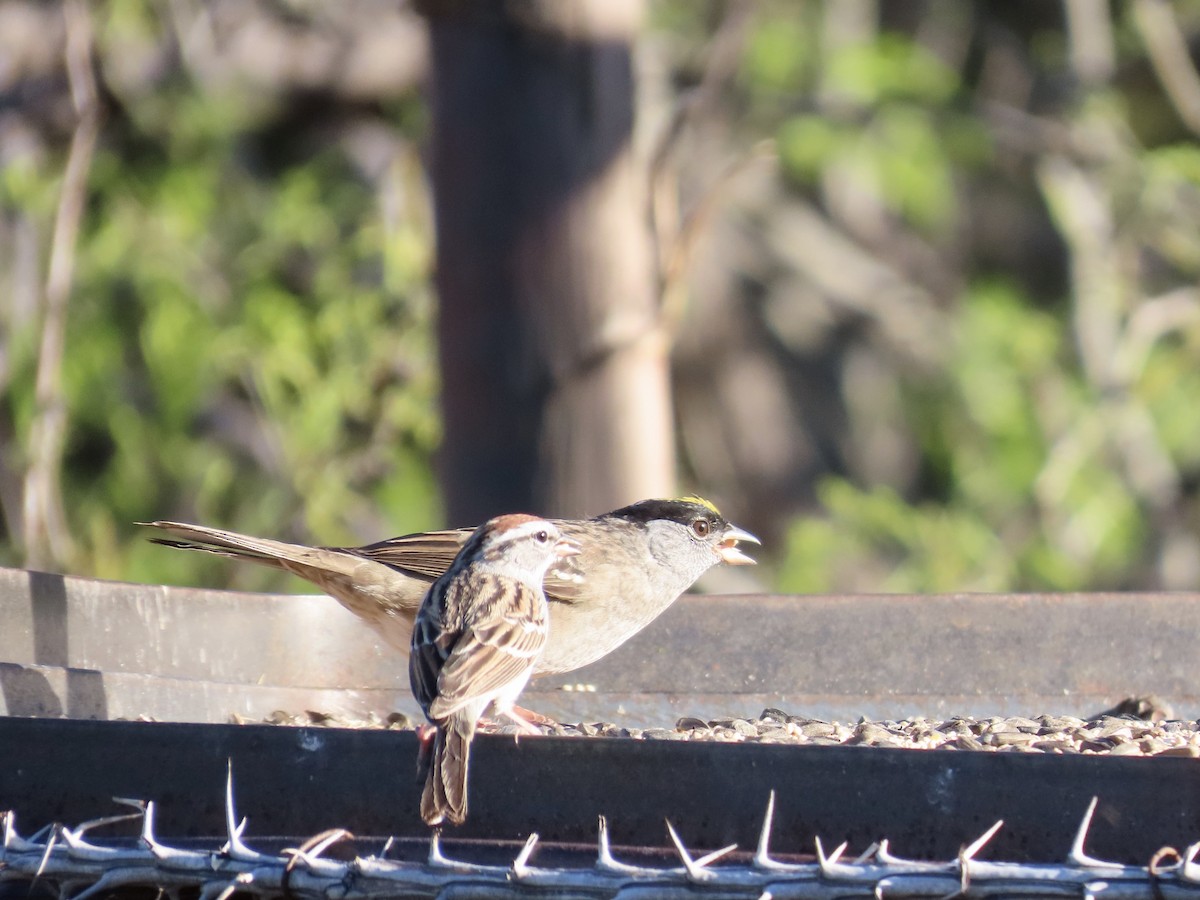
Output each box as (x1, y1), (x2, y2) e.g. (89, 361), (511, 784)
(234, 703), (1200, 757)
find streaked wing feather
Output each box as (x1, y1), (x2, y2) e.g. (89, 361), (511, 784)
(429, 578), (547, 718)
(543, 567), (584, 604)
(352, 529), (471, 580)
(409, 630), (447, 713)
(429, 630), (540, 718)
(470, 611), (547, 662)
(542, 518), (587, 604)
(409, 585), (456, 713)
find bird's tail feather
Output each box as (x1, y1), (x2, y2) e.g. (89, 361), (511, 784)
(137, 521), (362, 581)
(421, 717), (475, 826)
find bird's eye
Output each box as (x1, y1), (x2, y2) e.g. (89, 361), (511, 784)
(535, 530), (550, 543)
(692, 518), (710, 537)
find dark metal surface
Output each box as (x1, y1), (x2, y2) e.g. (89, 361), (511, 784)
(4, 566), (1200, 725)
(1, 716), (1198, 865)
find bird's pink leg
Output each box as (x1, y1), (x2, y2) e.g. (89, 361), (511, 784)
(511, 704), (557, 727)
(499, 705), (544, 735)
(416, 722), (436, 742)
(415, 722), (436, 779)
(479, 703), (557, 729)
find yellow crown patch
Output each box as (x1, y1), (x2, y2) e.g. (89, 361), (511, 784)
(676, 494), (721, 515)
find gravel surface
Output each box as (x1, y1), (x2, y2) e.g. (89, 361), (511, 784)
(245, 700), (1200, 758)
(544, 709), (1200, 757)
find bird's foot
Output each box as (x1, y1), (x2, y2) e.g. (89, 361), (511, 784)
(511, 704), (558, 727)
(476, 706), (557, 735)
(501, 706), (546, 736)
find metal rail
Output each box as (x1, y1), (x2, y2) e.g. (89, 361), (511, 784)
(3, 769), (1199, 899)
(6, 566), (1200, 725)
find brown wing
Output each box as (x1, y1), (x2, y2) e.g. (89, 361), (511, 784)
(543, 562), (584, 604)
(356, 524), (586, 606)
(427, 575), (547, 720)
(409, 618), (449, 716)
(541, 517), (587, 604)
(408, 571), (459, 716)
(351, 528), (472, 581)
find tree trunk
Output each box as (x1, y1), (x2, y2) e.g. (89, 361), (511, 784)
(423, 0), (674, 524)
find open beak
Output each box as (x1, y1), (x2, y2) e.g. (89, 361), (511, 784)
(716, 524), (760, 566)
(555, 537), (582, 559)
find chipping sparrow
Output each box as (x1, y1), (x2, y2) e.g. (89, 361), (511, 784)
(408, 513), (579, 826)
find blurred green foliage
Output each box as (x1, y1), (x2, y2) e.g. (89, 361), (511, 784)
(766, 17), (987, 236)
(746, 1), (1200, 592)
(780, 283), (1148, 592)
(1, 3), (439, 588)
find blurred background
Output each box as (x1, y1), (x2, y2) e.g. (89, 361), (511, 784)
(2, 0), (1200, 596)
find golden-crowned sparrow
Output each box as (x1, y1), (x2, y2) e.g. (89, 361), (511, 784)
(140, 496), (759, 675)
(410, 514), (578, 826)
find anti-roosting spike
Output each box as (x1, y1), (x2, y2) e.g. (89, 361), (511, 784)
(962, 820), (1004, 861)
(221, 761), (263, 862)
(595, 815), (642, 875)
(511, 832), (539, 879)
(1068, 798), (1121, 868)
(754, 790), (777, 868)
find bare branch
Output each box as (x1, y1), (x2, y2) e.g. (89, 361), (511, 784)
(1063, 0), (1115, 86)
(1133, 0), (1200, 139)
(659, 140), (777, 339)
(22, 0), (101, 570)
(1035, 155), (1123, 390)
(649, 0), (756, 325)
